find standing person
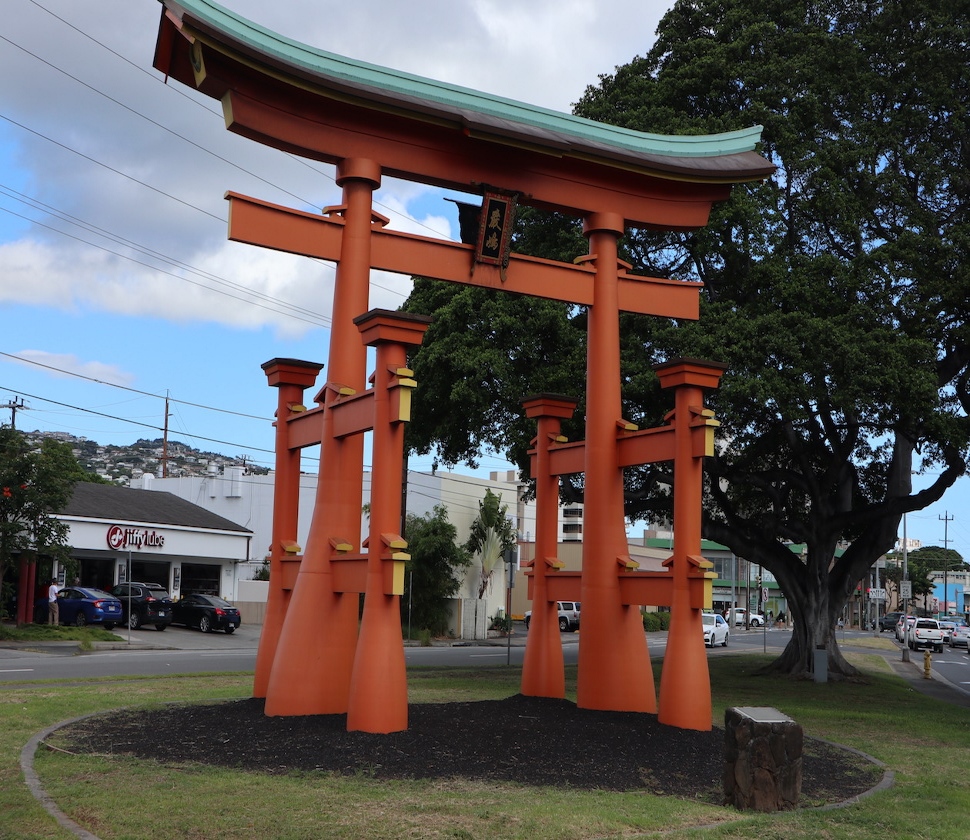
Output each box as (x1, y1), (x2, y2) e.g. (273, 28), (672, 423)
(47, 578), (60, 625)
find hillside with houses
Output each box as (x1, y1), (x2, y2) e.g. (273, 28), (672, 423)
(22, 430), (268, 484)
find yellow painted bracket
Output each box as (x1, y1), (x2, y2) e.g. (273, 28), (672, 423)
(281, 540), (302, 555)
(689, 405), (720, 457)
(389, 370), (418, 422)
(321, 205), (390, 228)
(384, 554), (409, 595)
(617, 554), (640, 570)
(329, 537), (354, 553)
(312, 380), (357, 407)
(381, 533), (408, 550)
(543, 556), (566, 570)
(687, 554), (715, 609)
(616, 418), (639, 432)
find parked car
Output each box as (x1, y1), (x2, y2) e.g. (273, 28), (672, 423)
(895, 614), (916, 642)
(35, 586), (123, 628)
(732, 609), (766, 627)
(947, 623), (970, 649)
(908, 618), (944, 653)
(170, 593), (242, 634)
(109, 582), (174, 630)
(879, 611), (904, 632)
(938, 619), (957, 643)
(702, 612), (729, 647)
(523, 601), (581, 632)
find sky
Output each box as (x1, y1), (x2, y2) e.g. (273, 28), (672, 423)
(1, 0), (969, 560)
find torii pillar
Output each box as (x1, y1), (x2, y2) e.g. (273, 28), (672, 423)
(520, 394), (578, 699)
(264, 159), (382, 717)
(578, 213), (655, 712)
(254, 358), (323, 699)
(656, 359), (727, 728)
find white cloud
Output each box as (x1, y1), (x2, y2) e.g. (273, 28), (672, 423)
(1, 0), (670, 334)
(7, 349), (135, 387)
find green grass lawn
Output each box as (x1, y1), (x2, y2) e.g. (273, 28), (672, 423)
(2, 650), (968, 839)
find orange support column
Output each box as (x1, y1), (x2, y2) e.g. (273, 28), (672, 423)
(265, 159), (381, 716)
(347, 310), (431, 733)
(17, 556), (34, 626)
(253, 358), (323, 698)
(577, 213), (655, 713)
(656, 359), (726, 730)
(520, 394), (578, 699)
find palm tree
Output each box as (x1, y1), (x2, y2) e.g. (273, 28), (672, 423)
(465, 490), (516, 599)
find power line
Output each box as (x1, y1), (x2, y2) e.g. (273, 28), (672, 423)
(2, 386), (274, 455)
(0, 184), (335, 326)
(0, 351), (272, 421)
(19, 0), (454, 242)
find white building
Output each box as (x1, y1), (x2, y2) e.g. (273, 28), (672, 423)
(55, 482), (253, 601)
(132, 466), (586, 637)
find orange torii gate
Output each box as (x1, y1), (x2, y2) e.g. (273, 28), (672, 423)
(152, 0), (773, 733)
(521, 357), (727, 729)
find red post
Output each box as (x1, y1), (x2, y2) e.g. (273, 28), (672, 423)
(656, 359), (726, 730)
(346, 310), (430, 733)
(577, 213), (656, 713)
(253, 359), (323, 698)
(520, 395), (578, 699)
(265, 159), (381, 716)
(17, 556), (34, 625)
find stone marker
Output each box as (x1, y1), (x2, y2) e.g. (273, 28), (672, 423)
(723, 706), (802, 811)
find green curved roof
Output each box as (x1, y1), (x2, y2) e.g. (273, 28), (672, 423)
(159, 0), (774, 180)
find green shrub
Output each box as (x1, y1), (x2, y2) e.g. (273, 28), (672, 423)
(641, 610), (671, 631)
(489, 612), (511, 633)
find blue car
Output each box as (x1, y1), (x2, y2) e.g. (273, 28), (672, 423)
(36, 586), (124, 628)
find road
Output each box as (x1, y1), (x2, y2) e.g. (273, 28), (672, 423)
(2, 623), (968, 697)
(0, 624), (632, 681)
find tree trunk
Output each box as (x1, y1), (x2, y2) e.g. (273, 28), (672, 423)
(758, 572), (858, 679)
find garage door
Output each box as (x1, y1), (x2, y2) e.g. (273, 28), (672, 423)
(180, 563), (220, 596)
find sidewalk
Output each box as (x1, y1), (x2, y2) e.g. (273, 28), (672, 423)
(882, 651), (970, 709)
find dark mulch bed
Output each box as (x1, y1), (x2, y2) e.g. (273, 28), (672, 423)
(57, 694), (881, 805)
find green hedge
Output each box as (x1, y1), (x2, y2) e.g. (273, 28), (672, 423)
(641, 610), (671, 631)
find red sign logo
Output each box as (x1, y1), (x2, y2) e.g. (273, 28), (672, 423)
(105, 525), (165, 550)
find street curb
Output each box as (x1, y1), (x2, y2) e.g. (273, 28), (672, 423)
(21, 713), (105, 840)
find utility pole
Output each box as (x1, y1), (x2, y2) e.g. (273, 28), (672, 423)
(2, 396), (27, 429)
(902, 513), (910, 662)
(162, 393), (170, 477)
(940, 511), (954, 618)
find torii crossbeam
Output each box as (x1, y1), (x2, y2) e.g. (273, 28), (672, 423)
(152, 0), (773, 733)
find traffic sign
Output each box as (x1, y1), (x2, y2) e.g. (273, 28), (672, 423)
(761, 587), (769, 604)
(900, 581), (912, 599)
(870, 588), (886, 601)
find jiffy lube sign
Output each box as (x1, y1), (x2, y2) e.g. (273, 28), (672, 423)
(106, 525), (166, 550)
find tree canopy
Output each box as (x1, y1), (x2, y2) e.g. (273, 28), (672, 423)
(401, 504), (471, 637)
(1, 428), (86, 608)
(403, 1), (970, 675)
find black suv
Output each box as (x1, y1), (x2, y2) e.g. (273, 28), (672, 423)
(879, 611), (904, 632)
(109, 582), (174, 630)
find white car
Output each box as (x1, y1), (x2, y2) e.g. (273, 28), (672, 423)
(732, 609), (766, 627)
(523, 601), (580, 632)
(702, 613), (730, 647)
(947, 623), (970, 649)
(895, 615), (916, 642)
